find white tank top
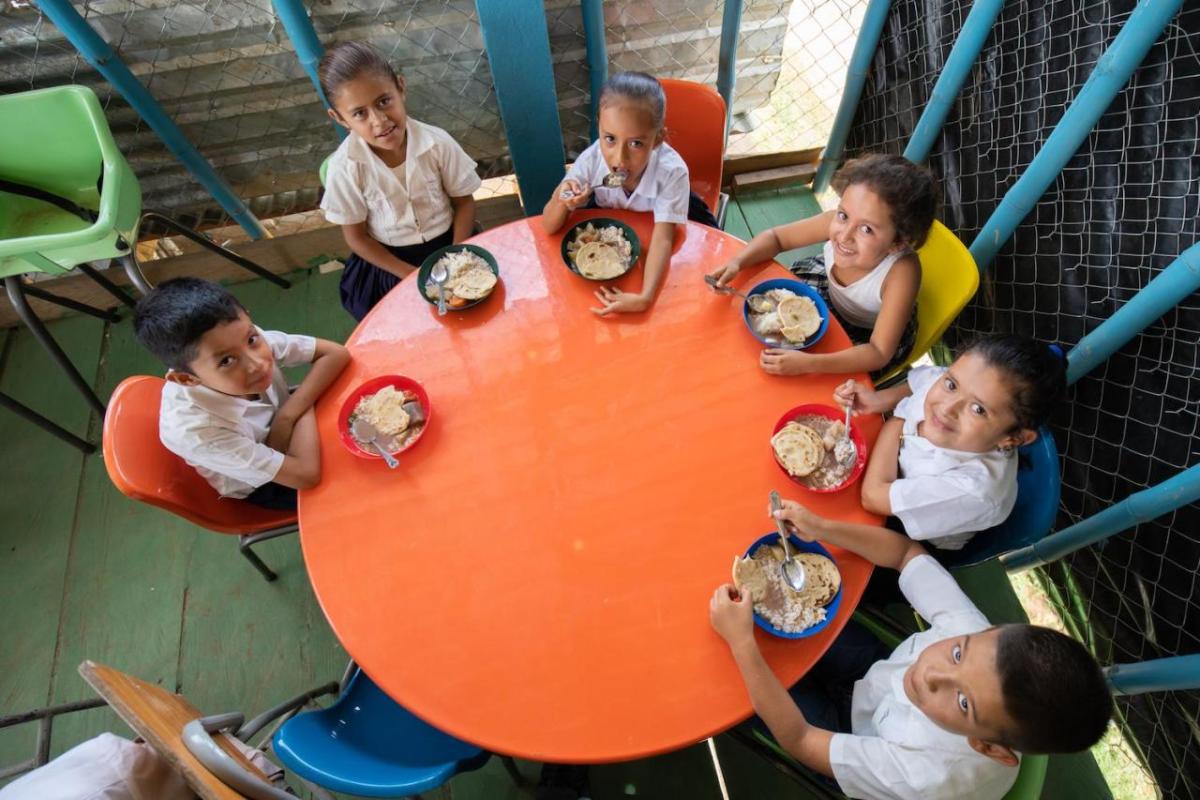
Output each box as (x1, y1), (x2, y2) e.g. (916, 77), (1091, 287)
(822, 241), (913, 329)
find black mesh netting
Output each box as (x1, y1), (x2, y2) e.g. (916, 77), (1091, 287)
(844, 0), (1200, 795)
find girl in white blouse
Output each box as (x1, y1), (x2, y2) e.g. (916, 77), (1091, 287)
(710, 154), (937, 378)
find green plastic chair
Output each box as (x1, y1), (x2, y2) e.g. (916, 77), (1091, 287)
(0, 85), (287, 452)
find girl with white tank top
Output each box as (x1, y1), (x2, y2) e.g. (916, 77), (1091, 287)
(707, 154), (938, 380)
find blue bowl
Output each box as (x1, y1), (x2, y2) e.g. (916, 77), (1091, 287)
(742, 279), (830, 350)
(743, 533), (842, 639)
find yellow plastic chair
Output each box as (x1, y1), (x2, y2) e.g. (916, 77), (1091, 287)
(876, 219), (980, 385)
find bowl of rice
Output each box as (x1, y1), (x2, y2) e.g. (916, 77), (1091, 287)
(734, 534), (843, 639)
(417, 244), (500, 310)
(337, 375), (431, 461)
(560, 218), (641, 281)
(742, 278), (829, 350)
(771, 404), (868, 493)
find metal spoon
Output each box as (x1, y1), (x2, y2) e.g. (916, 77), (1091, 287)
(703, 275), (775, 313)
(351, 418), (399, 469)
(429, 261), (450, 316)
(768, 490), (806, 592)
(559, 170), (628, 200)
(835, 402), (857, 466)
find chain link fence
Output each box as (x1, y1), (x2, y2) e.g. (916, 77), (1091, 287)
(846, 0), (1200, 797)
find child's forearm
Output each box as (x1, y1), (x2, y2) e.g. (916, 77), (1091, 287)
(861, 417), (902, 514)
(277, 340), (350, 424)
(636, 222), (676, 301)
(729, 228), (784, 272)
(450, 195), (475, 242)
(273, 408), (321, 489)
(875, 381), (914, 411)
(728, 638), (835, 776)
(542, 196), (571, 233)
(344, 227), (417, 279)
(787, 342), (893, 376)
(802, 511), (924, 572)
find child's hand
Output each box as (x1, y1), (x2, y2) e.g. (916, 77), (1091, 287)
(709, 584), (755, 647)
(833, 379), (886, 416)
(556, 179), (592, 211)
(708, 261), (742, 289)
(592, 286), (650, 316)
(265, 410), (297, 453)
(771, 499), (826, 543)
(760, 349), (814, 376)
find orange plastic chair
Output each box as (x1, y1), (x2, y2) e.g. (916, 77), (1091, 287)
(102, 375), (298, 582)
(660, 78), (728, 226)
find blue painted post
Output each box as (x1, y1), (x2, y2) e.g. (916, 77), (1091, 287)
(476, 0), (567, 214)
(580, 0), (608, 142)
(1001, 463), (1200, 571)
(902, 0), (1006, 163)
(813, 0), (893, 193)
(1066, 241), (1200, 385)
(716, 0), (744, 139)
(271, 0), (345, 139)
(969, 0), (1184, 271)
(37, 0), (267, 239)
(1107, 655), (1200, 695)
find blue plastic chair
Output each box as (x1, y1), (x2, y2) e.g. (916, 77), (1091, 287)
(939, 426), (1061, 569)
(271, 668), (492, 798)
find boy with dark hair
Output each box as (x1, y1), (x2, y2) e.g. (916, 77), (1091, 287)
(133, 278), (350, 510)
(709, 499), (1112, 800)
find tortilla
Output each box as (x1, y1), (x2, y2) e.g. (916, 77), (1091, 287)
(770, 421), (825, 477)
(777, 296), (821, 342)
(574, 241), (627, 279)
(452, 267), (497, 300)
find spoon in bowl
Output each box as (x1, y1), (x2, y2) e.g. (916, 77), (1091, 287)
(351, 418), (399, 469)
(835, 402), (857, 467)
(768, 490), (807, 592)
(429, 261), (450, 316)
(703, 275), (775, 313)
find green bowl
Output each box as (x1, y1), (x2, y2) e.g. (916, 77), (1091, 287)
(417, 244), (500, 310)
(560, 218), (641, 281)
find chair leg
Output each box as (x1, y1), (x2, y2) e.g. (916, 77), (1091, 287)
(141, 211), (291, 289)
(500, 755), (526, 786)
(4, 277), (106, 416)
(117, 254), (154, 296)
(76, 261), (137, 308)
(0, 392), (95, 454)
(238, 535), (278, 582)
(18, 282), (121, 322)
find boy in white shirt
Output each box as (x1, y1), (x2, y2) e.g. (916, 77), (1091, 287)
(318, 41), (482, 321)
(133, 278), (350, 510)
(709, 499), (1112, 800)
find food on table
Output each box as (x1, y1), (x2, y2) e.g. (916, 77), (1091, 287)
(746, 288), (822, 343)
(348, 385), (425, 453)
(424, 249), (497, 306)
(732, 546), (841, 633)
(772, 416), (855, 489)
(565, 223), (633, 279)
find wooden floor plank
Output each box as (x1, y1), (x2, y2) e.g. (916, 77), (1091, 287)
(0, 315), (103, 774)
(734, 186), (825, 265)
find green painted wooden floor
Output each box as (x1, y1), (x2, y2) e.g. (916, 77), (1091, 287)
(0, 187), (1109, 799)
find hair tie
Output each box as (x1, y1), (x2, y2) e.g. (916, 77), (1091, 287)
(1048, 343), (1065, 361)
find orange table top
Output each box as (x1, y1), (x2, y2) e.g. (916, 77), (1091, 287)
(300, 210), (881, 763)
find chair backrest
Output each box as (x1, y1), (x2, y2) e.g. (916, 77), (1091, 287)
(319, 154), (332, 188)
(940, 427), (1061, 569)
(102, 375), (295, 535)
(78, 660), (270, 800)
(877, 220), (980, 385)
(660, 78), (725, 215)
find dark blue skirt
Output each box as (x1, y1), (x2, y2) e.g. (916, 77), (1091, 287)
(339, 227), (455, 321)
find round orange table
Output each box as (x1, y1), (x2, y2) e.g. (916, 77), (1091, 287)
(300, 210), (882, 763)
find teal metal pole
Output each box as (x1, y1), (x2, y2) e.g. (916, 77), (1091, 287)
(1107, 655), (1200, 695)
(813, 0), (892, 193)
(476, 0), (567, 214)
(1066, 241), (1200, 385)
(969, 0), (1184, 271)
(271, 0), (344, 139)
(902, 0), (1006, 163)
(580, 0), (607, 142)
(37, 0), (267, 239)
(1001, 463), (1200, 572)
(716, 0), (744, 140)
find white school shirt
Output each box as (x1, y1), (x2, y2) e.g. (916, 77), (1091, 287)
(321, 118), (482, 246)
(829, 555), (1020, 800)
(159, 329), (316, 499)
(889, 366), (1018, 549)
(565, 140), (691, 224)
(823, 242), (914, 328)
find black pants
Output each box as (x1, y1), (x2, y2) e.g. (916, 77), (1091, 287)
(339, 227), (455, 321)
(242, 481), (298, 511)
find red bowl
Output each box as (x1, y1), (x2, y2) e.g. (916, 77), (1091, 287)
(771, 403), (868, 492)
(338, 375), (431, 461)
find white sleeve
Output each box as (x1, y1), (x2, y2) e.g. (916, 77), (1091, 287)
(434, 134), (482, 197)
(320, 157), (369, 225)
(897, 555), (989, 631)
(889, 469), (1006, 540)
(831, 733), (957, 800)
(166, 425), (285, 491)
(894, 365), (944, 420)
(263, 330), (317, 369)
(653, 163), (691, 225)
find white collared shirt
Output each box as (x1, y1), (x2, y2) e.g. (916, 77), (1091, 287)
(158, 330), (316, 499)
(321, 117), (482, 247)
(888, 366), (1018, 549)
(829, 555), (1020, 800)
(565, 140), (690, 224)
